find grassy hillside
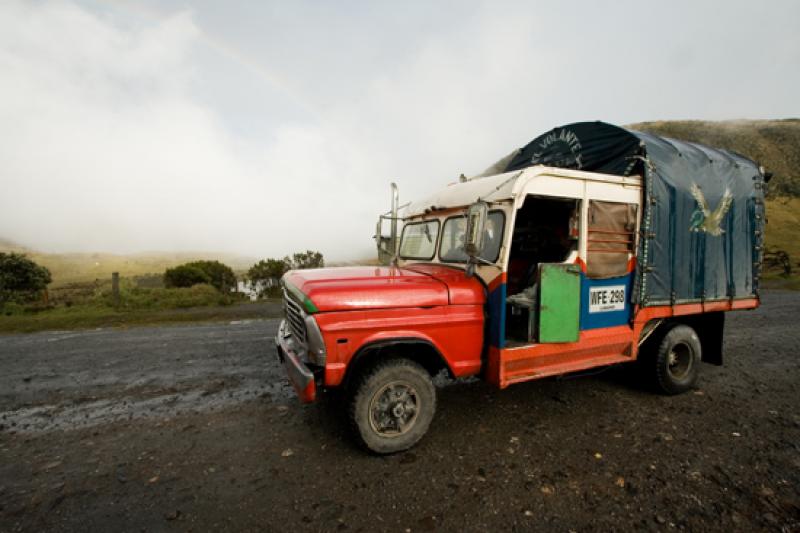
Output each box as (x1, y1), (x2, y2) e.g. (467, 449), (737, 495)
(0, 239), (257, 287)
(0, 240), (271, 333)
(763, 197), (800, 281)
(628, 119), (800, 197)
(629, 119), (800, 282)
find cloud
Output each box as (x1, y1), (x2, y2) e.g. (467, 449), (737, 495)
(1, 0), (798, 262)
(0, 1), (378, 260)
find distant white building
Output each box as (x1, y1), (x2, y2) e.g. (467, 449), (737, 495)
(236, 279), (277, 301)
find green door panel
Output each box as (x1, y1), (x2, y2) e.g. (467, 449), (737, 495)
(539, 263), (581, 343)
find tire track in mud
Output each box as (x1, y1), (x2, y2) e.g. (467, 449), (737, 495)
(0, 319), (295, 434)
(0, 378), (294, 434)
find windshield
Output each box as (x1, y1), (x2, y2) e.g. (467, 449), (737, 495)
(440, 211), (505, 263)
(399, 220), (439, 260)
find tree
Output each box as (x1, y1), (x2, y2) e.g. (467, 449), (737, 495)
(247, 252), (323, 299)
(184, 260), (236, 292)
(288, 250), (324, 270)
(164, 265), (210, 288)
(0, 253), (52, 303)
(248, 258), (290, 283)
(247, 258), (290, 298)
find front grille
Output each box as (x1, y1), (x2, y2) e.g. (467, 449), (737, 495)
(283, 289), (308, 345)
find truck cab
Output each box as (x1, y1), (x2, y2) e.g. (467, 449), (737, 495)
(275, 121), (765, 454)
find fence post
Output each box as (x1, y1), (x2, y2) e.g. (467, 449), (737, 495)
(112, 272), (120, 306)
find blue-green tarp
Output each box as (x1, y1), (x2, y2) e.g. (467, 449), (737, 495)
(503, 121), (766, 306)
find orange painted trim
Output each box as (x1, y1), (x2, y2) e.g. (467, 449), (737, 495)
(627, 256), (637, 273)
(405, 206), (471, 219)
(297, 378), (316, 403)
(630, 297), (759, 358)
(731, 298), (760, 310)
(487, 325), (635, 389)
(485, 296), (761, 389)
(574, 255), (635, 274)
(633, 298), (759, 324)
(488, 272), (507, 292)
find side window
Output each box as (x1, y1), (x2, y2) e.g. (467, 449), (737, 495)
(481, 212), (505, 262)
(586, 200), (637, 278)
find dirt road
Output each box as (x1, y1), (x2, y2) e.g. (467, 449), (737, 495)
(1, 292), (799, 531)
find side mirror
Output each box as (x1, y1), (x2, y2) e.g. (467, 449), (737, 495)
(374, 183), (400, 265)
(464, 201), (488, 258)
(375, 216), (394, 265)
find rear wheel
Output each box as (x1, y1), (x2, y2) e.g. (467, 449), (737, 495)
(641, 324), (701, 395)
(348, 358), (436, 454)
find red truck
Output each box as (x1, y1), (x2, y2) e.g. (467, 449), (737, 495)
(275, 122), (766, 454)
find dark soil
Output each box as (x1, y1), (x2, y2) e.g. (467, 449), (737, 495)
(1, 292), (798, 532)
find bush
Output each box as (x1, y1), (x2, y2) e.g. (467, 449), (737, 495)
(98, 279), (232, 309)
(1, 302), (25, 316)
(120, 284), (230, 309)
(163, 265), (210, 288)
(184, 260), (236, 292)
(0, 253), (52, 304)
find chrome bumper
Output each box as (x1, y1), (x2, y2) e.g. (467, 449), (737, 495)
(275, 319), (316, 403)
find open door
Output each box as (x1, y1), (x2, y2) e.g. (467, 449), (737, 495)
(538, 263), (581, 342)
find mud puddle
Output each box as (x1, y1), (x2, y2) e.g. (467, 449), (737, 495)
(0, 379), (295, 434)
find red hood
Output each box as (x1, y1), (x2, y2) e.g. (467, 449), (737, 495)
(284, 265), (485, 312)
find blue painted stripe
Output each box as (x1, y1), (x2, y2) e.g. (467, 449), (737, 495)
(487, 282), (506, 349)
(579, 273), (634, 330)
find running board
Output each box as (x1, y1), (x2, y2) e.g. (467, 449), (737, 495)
(503, 353), (632, 386)
(493, 325), (635, 388)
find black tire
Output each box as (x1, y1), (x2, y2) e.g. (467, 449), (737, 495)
(348, 358), (436, 454)
(641, 324), (701, 395)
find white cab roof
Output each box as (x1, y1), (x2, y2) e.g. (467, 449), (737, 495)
(404, 166), (642, 218)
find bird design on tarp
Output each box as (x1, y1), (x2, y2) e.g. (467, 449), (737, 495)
(689, 183), (733, 236)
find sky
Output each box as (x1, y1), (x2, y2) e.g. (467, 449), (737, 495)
(1, 0), (798, 261)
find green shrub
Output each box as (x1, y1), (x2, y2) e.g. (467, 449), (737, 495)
(166, 284), (230, 308)
(163, 260), (235, 292)
(163, 265), (210, 288)
(1, 302), (25, 316)
(184, 260), (236, 292)
(0, 252), (52, 304)
(102, 283), (230, 309)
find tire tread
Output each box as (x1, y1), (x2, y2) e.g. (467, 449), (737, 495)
(347, 357), (436, 454)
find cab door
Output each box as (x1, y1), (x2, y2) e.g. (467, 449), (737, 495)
(538, 263), (581, 342)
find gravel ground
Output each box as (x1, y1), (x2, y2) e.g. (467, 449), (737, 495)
(0, 291), (798, 532)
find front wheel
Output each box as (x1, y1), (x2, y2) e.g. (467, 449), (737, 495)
(348, 359), (436, 454)
(641, 324), (702, 395)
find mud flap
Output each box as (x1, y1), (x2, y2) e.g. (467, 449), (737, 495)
(686, 312), (725, 366)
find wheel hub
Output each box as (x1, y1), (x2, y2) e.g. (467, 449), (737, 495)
(368, 381), (419, 437)
(667, 342), (692, 379)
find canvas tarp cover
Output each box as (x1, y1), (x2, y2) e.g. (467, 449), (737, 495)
(504, 121), (765, 306)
